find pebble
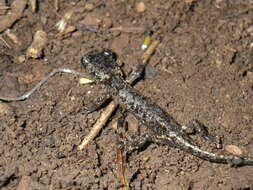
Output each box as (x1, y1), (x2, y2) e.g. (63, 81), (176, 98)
(225, 145), (243, 156)
(135, 1), (146, 13)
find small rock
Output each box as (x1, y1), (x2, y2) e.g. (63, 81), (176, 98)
(225, 145), (243, 156)
(17, 55), (26, 63)
(135, 1), (146, 13)
(26, 30), (47, 59)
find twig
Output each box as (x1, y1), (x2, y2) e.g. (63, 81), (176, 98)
(78, 101), (118, 150)
(110, 26), (146, 34)
(117, 148), (129, 190)
(142, 40), (160, 65)
(0, 68), (84, 102)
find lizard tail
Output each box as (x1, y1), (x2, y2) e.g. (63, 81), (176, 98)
(175, 136), (253, 167)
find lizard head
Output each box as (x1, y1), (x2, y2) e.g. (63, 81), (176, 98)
(81, 49), (119, 82)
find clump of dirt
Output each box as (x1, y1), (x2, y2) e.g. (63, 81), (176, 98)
(0, 0), (253, 189)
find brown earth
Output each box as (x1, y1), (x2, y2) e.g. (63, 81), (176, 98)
(0, 0), (253, 189)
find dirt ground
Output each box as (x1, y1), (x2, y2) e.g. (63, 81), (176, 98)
(0, 0), (253, 189)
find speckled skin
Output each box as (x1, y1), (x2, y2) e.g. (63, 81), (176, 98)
(81, 49), (253, 166)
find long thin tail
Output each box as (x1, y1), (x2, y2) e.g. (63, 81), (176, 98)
(174, 135), (253, 167)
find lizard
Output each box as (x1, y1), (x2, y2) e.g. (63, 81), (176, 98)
(81, 49), (253, 167)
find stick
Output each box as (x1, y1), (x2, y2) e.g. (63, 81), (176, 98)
(78, 101), (118, 150)
(142, 40), (160, 65)
(117, 148), (129, 190)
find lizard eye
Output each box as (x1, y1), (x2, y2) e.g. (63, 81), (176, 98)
(103, 49), (117, 61)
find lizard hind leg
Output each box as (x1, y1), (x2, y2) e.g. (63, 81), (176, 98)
(117, 133), (153, 155)
(182, 119), (222, 149)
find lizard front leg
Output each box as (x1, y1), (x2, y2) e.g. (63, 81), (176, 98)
(84, 92), (112, 113)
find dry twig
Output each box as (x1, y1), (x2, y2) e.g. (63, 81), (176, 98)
(117, 148), (129, 190)
(142, 40), (160, 65)
(110, 26), (146, 34)
(78, 101), (118, 150)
